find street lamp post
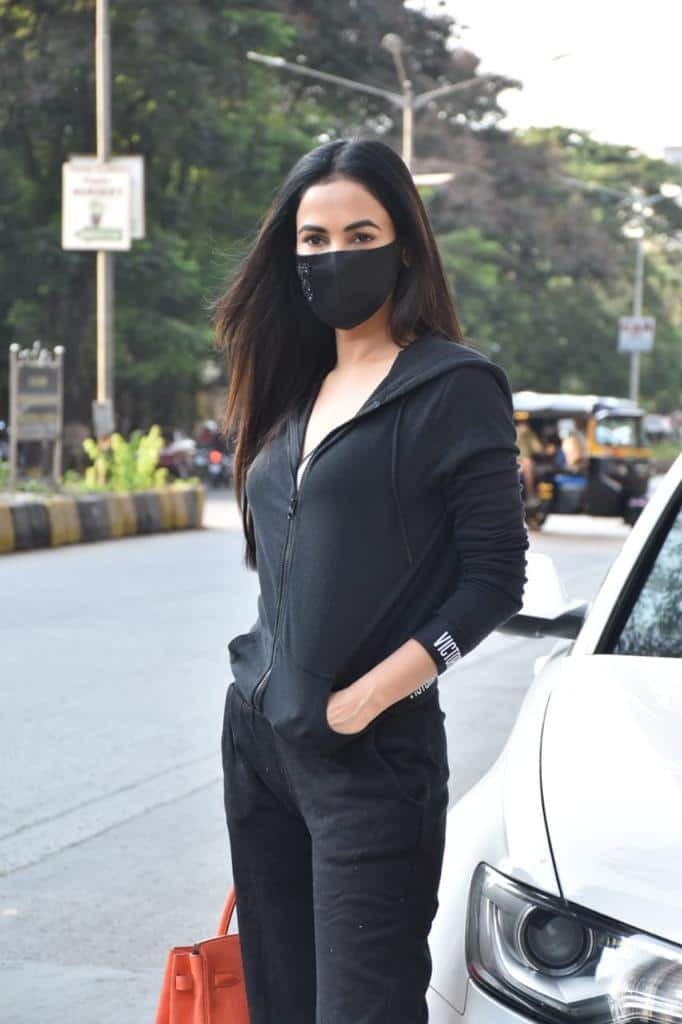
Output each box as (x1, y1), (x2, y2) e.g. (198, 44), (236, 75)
(623, 186), (680, 404)
(630, 230), (646, 403)
(246, 45), (495, 174)
(380, 34), (413, 168)
(560, 177), (682, 403)
(403, 80), (414, 170)
(95, 0), (115, 438)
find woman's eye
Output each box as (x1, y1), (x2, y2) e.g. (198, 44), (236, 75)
(301, 232), (375, 247)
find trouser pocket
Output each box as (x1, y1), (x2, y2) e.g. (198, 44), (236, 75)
(367, 689), (449, 811)
(262, 647), (369, 754)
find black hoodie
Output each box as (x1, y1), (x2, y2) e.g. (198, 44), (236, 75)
(228, 331), (529, 752)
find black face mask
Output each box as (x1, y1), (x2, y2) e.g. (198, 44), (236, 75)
(296, 240), (403, 330)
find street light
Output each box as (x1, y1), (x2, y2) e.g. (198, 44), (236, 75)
(380, 34), (413, 169)
(560, 176), (682, 403)
(246, 45), (496, 175)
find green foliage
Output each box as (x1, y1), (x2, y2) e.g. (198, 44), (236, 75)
(15, 477), (52, 496)
(0, 461), (53, 495)
(432, 128), (681, 410)
(650, 440), (682, 464)
(0, 0), (680, 427)
(60, 468), (83, 486)
(0, 0), (321, 429)
(80, 424), (168, 491)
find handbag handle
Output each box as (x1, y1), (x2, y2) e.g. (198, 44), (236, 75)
(217, 886), (237, 937)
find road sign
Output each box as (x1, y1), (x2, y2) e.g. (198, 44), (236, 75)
(8, 341), (65, 488)
(618, 316), (655, 353)
(16, 363), (60, 441)
(68, 154), (145, 239)
(62, 164), (131, 250)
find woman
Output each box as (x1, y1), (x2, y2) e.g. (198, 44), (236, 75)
(214, 138), (528, 1023)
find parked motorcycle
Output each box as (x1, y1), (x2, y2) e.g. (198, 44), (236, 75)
(192, 420), (234, 488)
(193, 444), (233, 487)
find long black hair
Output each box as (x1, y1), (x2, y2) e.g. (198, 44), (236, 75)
(212, 137), (465, 568)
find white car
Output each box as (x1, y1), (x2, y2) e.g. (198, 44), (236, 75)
(427, 454), (682, 1023)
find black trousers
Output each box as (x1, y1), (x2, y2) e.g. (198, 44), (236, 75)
(221, 678), (450, 1024)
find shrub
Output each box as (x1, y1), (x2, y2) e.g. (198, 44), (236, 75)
(81, 424), (169, 492)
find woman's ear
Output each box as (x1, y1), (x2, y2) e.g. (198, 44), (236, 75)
(401, 247), (411, 268)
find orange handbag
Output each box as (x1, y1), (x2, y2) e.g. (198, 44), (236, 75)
(154, 887), (250, 1023)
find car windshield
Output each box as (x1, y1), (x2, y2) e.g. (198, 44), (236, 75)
(611, 494), (682, 657)
(594, 415), (643, 447)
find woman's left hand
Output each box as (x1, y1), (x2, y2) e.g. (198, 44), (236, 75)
(326, 677), (380, 735)
(326, 640), (440, 734)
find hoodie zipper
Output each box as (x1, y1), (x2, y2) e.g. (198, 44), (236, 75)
(248, 345), (499, 711)
(250, 397), (384, 711)
(250, 489), (298, 710)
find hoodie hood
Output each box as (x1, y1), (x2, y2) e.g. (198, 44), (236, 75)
(289, 331), (511, 502)
(292, 332), (511, 463)
(357, 331), (508, 408)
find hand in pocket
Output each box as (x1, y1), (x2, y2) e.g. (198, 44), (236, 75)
(326, 678), (378, 735)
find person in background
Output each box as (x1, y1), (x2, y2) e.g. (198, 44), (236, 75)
(196, 418), (219, 446)
(541, 425), (566, 467)
(562, 427), (588, 472)
(516, 421), (543, 507)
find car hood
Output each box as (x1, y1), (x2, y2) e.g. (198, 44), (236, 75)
(541, 655), (682, 946)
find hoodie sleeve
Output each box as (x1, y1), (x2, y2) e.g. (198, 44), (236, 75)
(409, 362), (529, 674)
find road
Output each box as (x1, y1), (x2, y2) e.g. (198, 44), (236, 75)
(0, 491), (636, 1022)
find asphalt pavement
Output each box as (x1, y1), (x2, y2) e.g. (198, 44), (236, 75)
(0, 489), (636, 1022)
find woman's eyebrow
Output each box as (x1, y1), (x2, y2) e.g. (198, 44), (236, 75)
(297, 218), (381, 235)
(297, 223), (328, 235)
(344, 219), (381, 231)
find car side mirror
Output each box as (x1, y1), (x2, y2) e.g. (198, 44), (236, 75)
(497, 553), (588, 640)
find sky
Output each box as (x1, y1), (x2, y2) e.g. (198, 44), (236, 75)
(407, 0), (680, 162)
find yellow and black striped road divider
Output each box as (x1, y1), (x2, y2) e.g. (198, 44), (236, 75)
(0, 484), (205, 555)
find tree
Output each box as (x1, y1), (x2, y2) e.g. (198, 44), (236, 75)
(0, 0), (322, 431)
(430, 127), (681, 405)
(1, 0), (679, 438)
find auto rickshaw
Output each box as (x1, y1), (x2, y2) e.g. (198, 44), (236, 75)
(513, 391), (653, 530)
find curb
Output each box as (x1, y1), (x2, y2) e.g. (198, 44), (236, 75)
(0, 485), (205, 555)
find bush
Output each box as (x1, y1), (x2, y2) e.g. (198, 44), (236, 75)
(1, 428), (202, 496)
(15, 477), (52, 496)
(0, 462), (52, 495)
(78, 424), (169, 491)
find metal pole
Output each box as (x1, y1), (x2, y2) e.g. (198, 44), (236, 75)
(247, 49), (495, 177)
(95, 0), (115, 437)
(402, 81), (414, 171)
(54, 346), (65, 487)
(246, 51), (402, 106)
(8, 344), (19, 492)
(630, 234), (645, 404)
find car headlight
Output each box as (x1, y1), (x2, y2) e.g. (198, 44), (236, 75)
(466, 863), (682, 1022)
